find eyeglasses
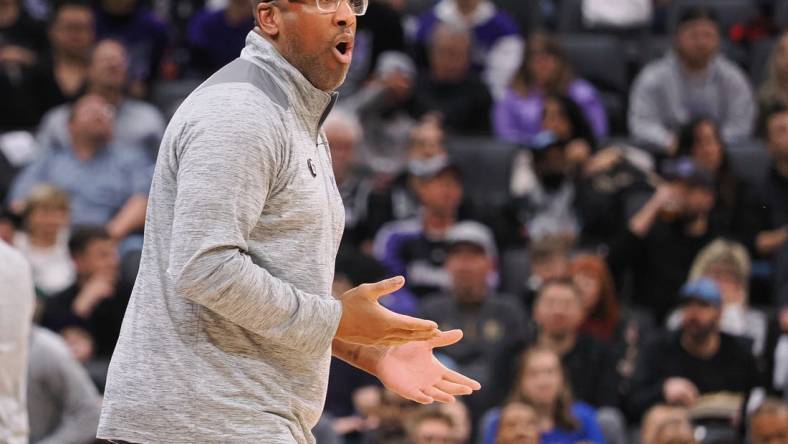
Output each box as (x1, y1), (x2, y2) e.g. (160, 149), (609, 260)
(266, 0), (368, 16)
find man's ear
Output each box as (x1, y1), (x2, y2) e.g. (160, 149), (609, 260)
(256, 2), (280, 38)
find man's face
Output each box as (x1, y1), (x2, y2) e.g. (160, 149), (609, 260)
(429, 29), (471, 83)
(751, 412), (788, 444)
(50, 6), (95, 59)
(74, 239), (119, 280)
(767, 112), (788, 164)
(69, 95), (116, 146)
(681, 300), (720, 342)
(268, 0), (357, 92)
(445, 244), (491, 303)
(675, 18), (720, 70)
(497, 403), (540, 444)
(408, 122), (446, 161)
(415, 170), (463, 217)
(534, 284), (583, 336)
(89, 40), (129, 90)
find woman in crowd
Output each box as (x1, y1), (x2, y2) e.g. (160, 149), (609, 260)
(481, 346), (606, 444)
(543, 95), (598, 172)
(493, 31), (608, 145)
(570, 254), (621, 341)
(13, 184), (74, 296)
(673, 118), (746, 233)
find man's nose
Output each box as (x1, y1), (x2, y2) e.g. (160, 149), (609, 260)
(333, 0), (355, 28)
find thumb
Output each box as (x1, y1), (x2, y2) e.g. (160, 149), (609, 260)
(429, 329), (463, 349)
(367, 276), (405, 301)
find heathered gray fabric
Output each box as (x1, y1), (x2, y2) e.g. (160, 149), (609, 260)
(97, 31), (345, 444)
(0, 240), (35, 444)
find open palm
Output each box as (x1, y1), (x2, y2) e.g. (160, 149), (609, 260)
(374, 329), (481, 404)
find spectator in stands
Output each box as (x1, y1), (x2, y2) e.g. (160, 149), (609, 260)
(542, 95), (597, 170)
(340, 51), (419, 172)
(37, 38), (166, 160)
(364, 389), (420, 443)
(748, 399), (788, 444)
(40, 226), (131, 364)
(186, 0), (253, 78)
(509, 133), (580, 242)
(649, 416), (697, 444)
(758, 30), (788, 131)
(0, 0), (94, 130)
(9, 94), (152, 243)
(26, 326), (101, 444)
(674, 118), (747, 234)
(517, 235), (571, 307)
(668, 239), (768, 356)
(493, 32), (608, 145)
(482, 346), (606, 444)
(373, 156), (464, 298)
(570, 254), (621, 342)
(629, 7), (754, 153)
(13, 185), (75, 296)
(93, 0), (168, 97)
(363, 117), (449, 244)
(338, 0), (405, 96)
(0, 0), (47, 57)
(628, 278), (759, 419)
(495, 401), (540, 444)
(406, 406), (455, 444)
(411, 22), (492, 135)
(412, 0), (523, 100)
(324, 108), (374, 248)
(739, 105), (788, 270)
(421, 221), (526, 410)
(640, 405), (691, 444)
(439, 401), (471, 444)
(607, 158), (720, 322)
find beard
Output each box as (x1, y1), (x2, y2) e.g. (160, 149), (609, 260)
(282, 37), (349, 92)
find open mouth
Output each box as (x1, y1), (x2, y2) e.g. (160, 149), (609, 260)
(332, 37), (354, 64)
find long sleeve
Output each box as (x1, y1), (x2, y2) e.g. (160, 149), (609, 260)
(28, 328), (100, 444)
(628, 68), (673, 151)
(168, 104), (342, 356)
(7, 150), (49, 205)
(626, 336), (668, 419)
(492, 95), (530, 145)
(719, 66), (755, 143)
(570, 79), (609, 140)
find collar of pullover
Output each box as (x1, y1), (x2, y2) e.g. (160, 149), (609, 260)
(241, 29), (338, 141)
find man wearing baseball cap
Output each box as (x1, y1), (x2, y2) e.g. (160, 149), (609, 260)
(628, 278), (759, 418)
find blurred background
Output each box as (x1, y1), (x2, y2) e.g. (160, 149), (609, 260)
(2, 0), (788, 443)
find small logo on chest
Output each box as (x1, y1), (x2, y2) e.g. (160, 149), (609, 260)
(307, 158), (317, 177)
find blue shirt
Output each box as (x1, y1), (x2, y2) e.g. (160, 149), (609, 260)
(9, 145), (152, 227)
(482, 402), (606, 444)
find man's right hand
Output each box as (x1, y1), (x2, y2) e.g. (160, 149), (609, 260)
(336, 276), (439, 346)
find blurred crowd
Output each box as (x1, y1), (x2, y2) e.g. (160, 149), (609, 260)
(3, 0), (788, 443)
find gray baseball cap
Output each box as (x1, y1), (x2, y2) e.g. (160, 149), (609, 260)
(446, 221), (497, 259)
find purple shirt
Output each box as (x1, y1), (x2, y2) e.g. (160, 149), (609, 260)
(492, 79), (609, 144)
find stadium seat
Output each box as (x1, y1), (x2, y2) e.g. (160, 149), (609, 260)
(492, 0), (541, 36)
(444, 136), (516, 209)
(559, 34), (629, 133)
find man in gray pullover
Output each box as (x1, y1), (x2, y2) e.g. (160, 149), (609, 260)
(97, 0), (480, 443)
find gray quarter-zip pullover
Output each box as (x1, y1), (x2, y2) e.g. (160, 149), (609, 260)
(97, 31), (345, 444)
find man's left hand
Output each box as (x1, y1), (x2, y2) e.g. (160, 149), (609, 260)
(373, 329), (481, 404)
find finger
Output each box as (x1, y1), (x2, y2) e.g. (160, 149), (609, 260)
(423, 387), (455, 404)
(428, 329), (463, 349)
(402, 389), (431, 404)
(443, 369), (482, 391)
(434, 380), (473, 396)
(363, 276), (406, 300)
(387, 311), (439, 332)
(388, 328), (440, 341)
